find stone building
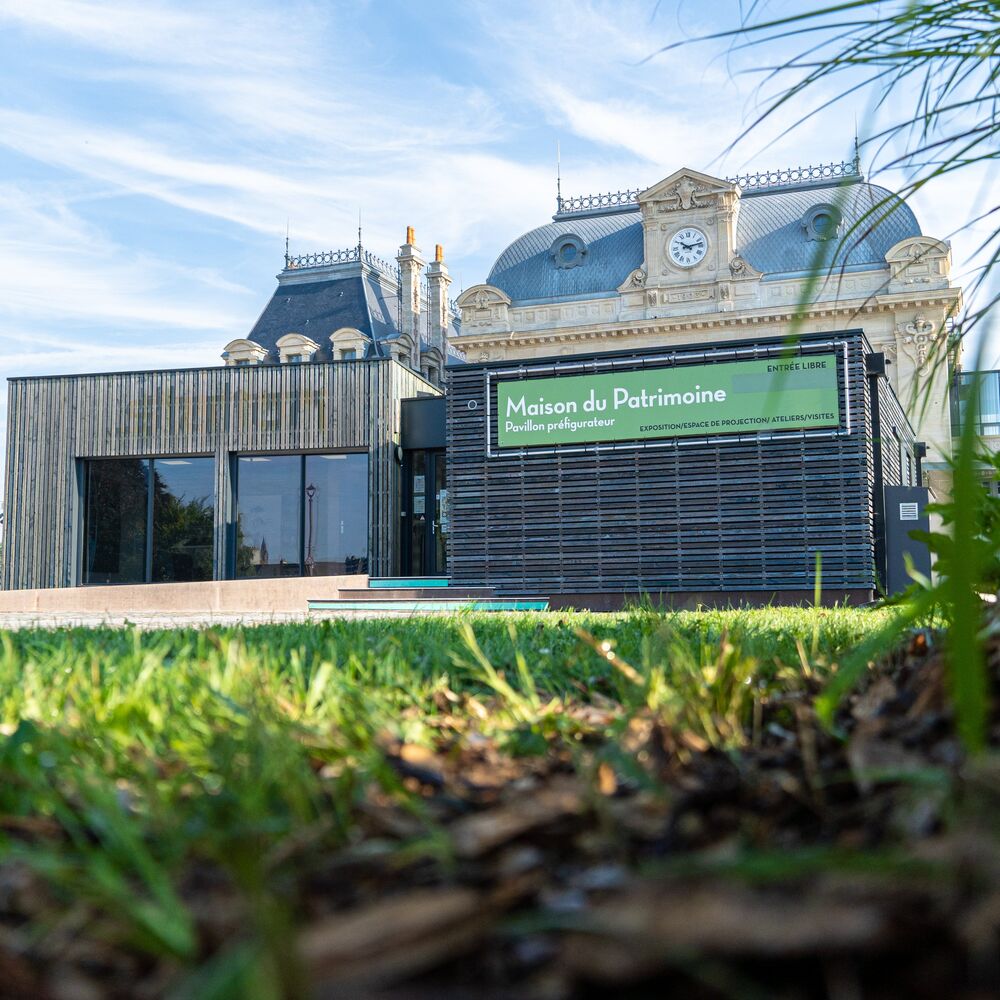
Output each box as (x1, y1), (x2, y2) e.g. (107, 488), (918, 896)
(223, 228), (461, 386)
(454, 160), (960, 495)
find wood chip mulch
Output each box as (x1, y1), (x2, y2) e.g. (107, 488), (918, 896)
(2, 625), (1000, 999)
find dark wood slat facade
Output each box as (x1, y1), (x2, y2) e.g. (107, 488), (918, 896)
(3, 360), (436, 590)
(447, 331), (915, 599)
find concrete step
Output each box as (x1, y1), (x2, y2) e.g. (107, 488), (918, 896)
(308, 597), (550, 614)
(337, 586), (498, 600)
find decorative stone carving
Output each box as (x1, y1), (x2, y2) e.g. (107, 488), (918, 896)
(668, 287), (713, 304)
(729, 254), (760, 278)
(617, 267), (647, 294)
(897, 313), (943, 375)
(276, 332), (321, 364)
(330, 326), (368, 361)
(655, 176), (713, 212)
(222, 338), (268, 366)
(885, 236), (951, 291)
(454, 284), (513, 335)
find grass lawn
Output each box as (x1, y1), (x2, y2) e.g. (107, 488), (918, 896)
(0, 606), (995, 998)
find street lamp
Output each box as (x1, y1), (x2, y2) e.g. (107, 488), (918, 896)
(305, 482), (317, 575)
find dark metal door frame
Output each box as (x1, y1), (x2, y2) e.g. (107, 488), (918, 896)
(402, 449), (445, 576)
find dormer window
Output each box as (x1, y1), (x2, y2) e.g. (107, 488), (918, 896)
(549, 233), (587, 269)
(222, 339), (268, 366)
(802, 204), (843, 242)
(330, 327), (368, 362)
(277, 333), (320, 365)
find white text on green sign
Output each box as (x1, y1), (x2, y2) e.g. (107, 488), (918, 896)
(496, 354), (841, 448)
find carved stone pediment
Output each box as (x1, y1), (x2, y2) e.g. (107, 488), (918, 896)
(454, 283), (512, 333)
(885, 237), (950, 265)
(885, 236), (951, 289)
(638, 167), (737, 213)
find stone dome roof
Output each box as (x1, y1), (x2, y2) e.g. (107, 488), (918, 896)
(485, 179), (921, 304)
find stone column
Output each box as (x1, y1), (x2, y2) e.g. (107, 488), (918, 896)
(396, 226), (425, 371)
(426, 243), (452, 381)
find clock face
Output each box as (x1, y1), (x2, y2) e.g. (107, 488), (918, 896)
(668, 227), (708, 268)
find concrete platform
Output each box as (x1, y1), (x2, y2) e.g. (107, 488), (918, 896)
(0, 575), (369, 629)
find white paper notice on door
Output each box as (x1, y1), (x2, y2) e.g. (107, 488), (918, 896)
(413, 495), (426, 515)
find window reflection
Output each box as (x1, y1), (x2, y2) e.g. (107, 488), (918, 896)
(305, 454), (369, 575)
(84, 459), (149, 585)
(152, 459), (214, 582)
(235, 456), (302, 578)
(83, 457), (215, 585)
(234, 453), (369, 578)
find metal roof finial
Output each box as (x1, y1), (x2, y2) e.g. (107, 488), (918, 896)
(284, 219), (290, 267)
(357, 208), (363, 254)
(556, 140), (562, 214)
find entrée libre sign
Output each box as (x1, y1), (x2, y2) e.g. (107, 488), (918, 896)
(496, 354), (841, 448)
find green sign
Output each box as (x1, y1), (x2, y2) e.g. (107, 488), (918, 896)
(496, 354), (841, 448)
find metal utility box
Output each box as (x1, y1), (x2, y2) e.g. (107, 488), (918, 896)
(884, 485), (932, 595)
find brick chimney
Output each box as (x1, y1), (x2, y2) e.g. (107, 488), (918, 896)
(425, 243), (451, 382)
(396, 226), (425, 370)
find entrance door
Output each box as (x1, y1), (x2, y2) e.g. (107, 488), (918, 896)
(403, 450), (448, 576)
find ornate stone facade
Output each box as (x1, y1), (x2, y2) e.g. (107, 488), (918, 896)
(453, 165), (962, 478)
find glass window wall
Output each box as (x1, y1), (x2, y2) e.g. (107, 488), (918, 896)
(152, 459), (214, 583)
(234, 456), (302, 578)
(83, 457), (214, 585)
(235, 453), (368, 578)
(84, 459), (149, 585)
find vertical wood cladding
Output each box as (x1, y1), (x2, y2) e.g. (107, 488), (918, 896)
(447, 332), (878, 596)
(3, 361), (434, 590)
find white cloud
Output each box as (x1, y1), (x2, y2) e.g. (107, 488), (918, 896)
(0, 182), (256, 335)
(0, 0), (994, 373)
(0, 0), (306, 71)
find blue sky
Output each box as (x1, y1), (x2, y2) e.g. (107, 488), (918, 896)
(0, 0), (995, 414)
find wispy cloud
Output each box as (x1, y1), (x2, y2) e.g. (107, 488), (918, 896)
(0, 0), (994, 391)
(0, 183), (254, 330)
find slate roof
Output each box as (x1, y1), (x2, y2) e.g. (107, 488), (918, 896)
(485, 212), (643, 302)
(245, 267), (463, 363)
(484, 179), (921, 304)
(736, 182), (920, 275)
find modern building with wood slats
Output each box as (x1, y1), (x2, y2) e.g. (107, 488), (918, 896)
(3, 360), (437, 591)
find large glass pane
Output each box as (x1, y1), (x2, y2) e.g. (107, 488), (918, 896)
(84, 459), (149, 585)
(152, 458), (214, 582)
(433, 452), (448, 575)
(305, 453), (369, 576)
(407, 451), (426, 576)
(235, 456), (301, 578)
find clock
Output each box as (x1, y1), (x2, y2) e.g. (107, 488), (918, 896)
(668, 227), (708, 268)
